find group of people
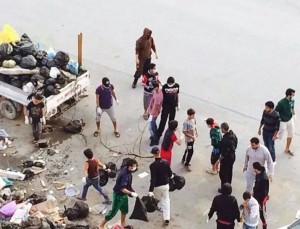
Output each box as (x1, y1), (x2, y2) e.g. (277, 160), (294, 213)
(21, 27), (297, 229)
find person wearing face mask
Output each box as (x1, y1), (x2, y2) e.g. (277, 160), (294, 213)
(243, 137), (273, 192)
(258, 101), (280, 163)
(95, 77), (120, 138)
(142, 63), (161, 120)
(275, 88), (296, 156)
(132, 28), (158, 88)
(148, 147), (173, 226)
(99, 159), (138, 229)
(156, 77), (180, 142)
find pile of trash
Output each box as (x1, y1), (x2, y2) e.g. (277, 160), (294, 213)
(0, 24), (85, 98)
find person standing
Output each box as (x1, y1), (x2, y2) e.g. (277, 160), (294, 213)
(142, 63), (160, 120)
(243, 137), (273, 192)
(241, 191), (259, 229)
(132, 28), (158, 88)
(148, 147), (173, 226)
(182, 108), (198, 172)
(218, 122), (238, 192)
(161, 120), (182, 166)
(78, 149), (111, 205)
(206, 118), (222, 175)
(147, 82), (163, 146)
(95, 77), (120, 138)
(253, 162), (269, 229)
(99, 159), (138, 229)
(208, 183), (240, 229)
(156, 77), (180, 141)
(258, 101), (280, 162)
(24, 94), (46, 143)
(275, 88), (296, 156)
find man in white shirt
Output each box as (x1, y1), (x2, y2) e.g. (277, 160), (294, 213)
(241, 191), (259, 229)
(243, 137), (273, 192)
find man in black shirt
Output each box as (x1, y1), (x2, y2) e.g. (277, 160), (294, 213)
(218, 123), (238, 192)
(149, 147), (173, 226)
(253, 162), (269, 229)
(99, 159), (138, 229)
(156, 77), (180, 141)
(208, 183), (240, 229)
(258, 101), (280, 162)
(24, 94), (45, 143)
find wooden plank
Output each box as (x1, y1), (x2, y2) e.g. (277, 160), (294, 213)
(78, 33), (83, 66)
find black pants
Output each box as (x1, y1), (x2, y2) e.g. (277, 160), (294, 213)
(259, 201), (267, 228)
(157, 106), (176, 138)
(132, 58), (151, 85)
(217, 221), (234, 229)
(182, 141), (194, 165)
(219, 157), (235, 186)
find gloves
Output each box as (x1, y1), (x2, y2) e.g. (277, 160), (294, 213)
(170, 174), (174, 179)
(115, 100), (120, 105)
(176, 103), (181, 111)
(180, 134), (185, 140)
(24, 116), (29, 125)
(130, 192), (138, 198)
(82, 177), (86, 183)
(206, 216), (209, 223)
(102, 164), (107, 170)
(40, 117), (46, 125)
(148, 192), (154, 197)
(97, 107), (102, 115)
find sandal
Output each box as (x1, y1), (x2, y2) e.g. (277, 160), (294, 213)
(94, 131), (99, 137)
(114, 131), (120, 138)
(124, 226), (133, 229)
(285, 150), (294, 156)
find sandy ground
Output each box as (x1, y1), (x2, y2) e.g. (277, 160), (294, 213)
(1, 0), (300, 228)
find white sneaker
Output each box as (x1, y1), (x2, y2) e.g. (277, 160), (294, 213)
(0, 144), (7, 151)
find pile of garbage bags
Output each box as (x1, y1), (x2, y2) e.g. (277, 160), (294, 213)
(0, 25), (83, 98)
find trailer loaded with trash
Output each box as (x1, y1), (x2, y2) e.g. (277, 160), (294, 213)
(0, 25), (90, 120)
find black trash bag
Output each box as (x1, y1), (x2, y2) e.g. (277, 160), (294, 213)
(64, 201), (89, 221)
(66, 224), (89, 229)
(129, 197), (148, 222)
(19, 55), (37, 69)
(20, 33), (32, 42)
(22, 160), (34, 168)
(12, 55), (22, 64)
(23, 170), (35, 180)
(54, 51), (70, 68)
(44, 85), (60, 97)
(41, 57), (57, 68)
(35, 50), (47, 60)
(26, 193), (47, 205)
(0, 43), (13, 60)
(10, 77), (22, 88)
(0, 74), (8, 82)
(174, 175), (185, 190)
(141, 196), (159, 213)
(45, 78), (56, 85)
(120, 158), (138, 172)
(40, 66), (50, 78)
(63, 119), (85, 134)
(20, 42), (36, 56)
(56, 75), (66, 85)
(47, 59), (57, 68)
(107, 162), (117, 178)
(99, 169), (109, 187)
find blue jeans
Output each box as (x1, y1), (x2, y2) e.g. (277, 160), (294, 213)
(82, 176), (109, 200)
(149, 116), (158, 137)
(243, 223), (257, 229)
(262, 130), (276, 162)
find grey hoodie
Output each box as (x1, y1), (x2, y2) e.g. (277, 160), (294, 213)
(243, 196), (259, 227)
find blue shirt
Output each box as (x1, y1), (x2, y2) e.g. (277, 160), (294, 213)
(113, 167), (133, 195)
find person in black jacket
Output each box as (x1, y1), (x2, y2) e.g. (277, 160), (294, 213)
(148, 147), (173, 226)
(208, 183), (240, 229)
(253, 162), (269, 229)
(218, 123), (238, 192)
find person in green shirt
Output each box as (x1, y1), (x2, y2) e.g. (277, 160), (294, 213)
(275, 88), (296, 156)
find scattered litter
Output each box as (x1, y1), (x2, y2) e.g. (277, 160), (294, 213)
(138, 172), (149, 179)
(52, 181), (66, 190)
(40, 179), (46, 188)
(0, 169), (25, 180)
(64, 184), (79, 197)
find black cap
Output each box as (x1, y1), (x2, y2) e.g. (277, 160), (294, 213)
(151, 147), (160, 154)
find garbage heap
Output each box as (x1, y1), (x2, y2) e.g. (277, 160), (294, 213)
(0, 25), (85, 98)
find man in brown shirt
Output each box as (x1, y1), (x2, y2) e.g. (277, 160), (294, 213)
(132, 28), (158, 88)
(78, 149), (111, 205)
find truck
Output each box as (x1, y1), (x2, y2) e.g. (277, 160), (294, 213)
(0, 67), (90, 120)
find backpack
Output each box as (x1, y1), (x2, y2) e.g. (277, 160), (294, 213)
(64, 201), (89, 220)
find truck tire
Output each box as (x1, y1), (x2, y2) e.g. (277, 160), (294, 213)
(0, 99), (20, 120)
